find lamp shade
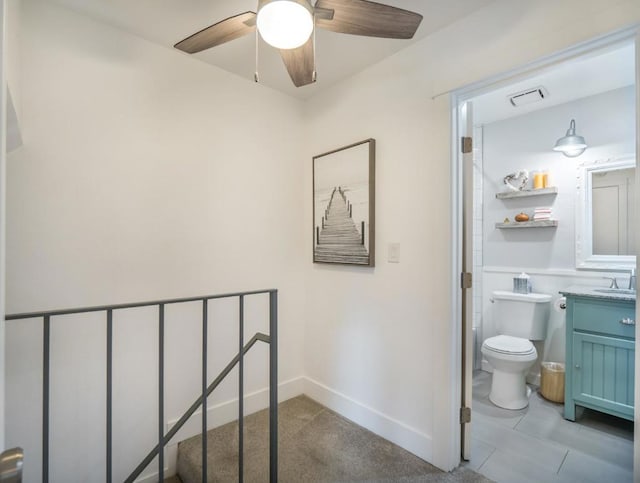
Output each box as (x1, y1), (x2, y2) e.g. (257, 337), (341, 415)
(257, 0), (314, 50)
(553, 119), (587, 158)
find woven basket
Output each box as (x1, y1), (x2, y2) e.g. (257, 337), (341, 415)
(540, 362), (565, 403)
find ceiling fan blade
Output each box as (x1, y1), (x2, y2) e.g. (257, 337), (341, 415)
(174, 12), (256, 54)
(280, 38), (316, 87)
(315, 0), (422, 39)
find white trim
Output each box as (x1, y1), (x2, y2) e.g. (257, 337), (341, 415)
(165, 376), (304, 445)
(444, 92), (464, 471)
(135, 467), (170, 483)
(161, 376), (436, 478)
(576, 156), (637, 270)
(481, 266), (632, 277)
(156, 377), (304, 482)
(302, 377), (433, 464)
(448, 25), (640, 103)
(150, 375), (437, 480)
(134, 444), (177, 483)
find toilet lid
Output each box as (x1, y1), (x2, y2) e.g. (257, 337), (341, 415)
(483, 335), (535, 355)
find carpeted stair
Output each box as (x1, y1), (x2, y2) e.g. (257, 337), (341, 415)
(173, 395), (493, 483)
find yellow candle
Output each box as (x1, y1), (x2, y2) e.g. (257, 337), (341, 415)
(533, 171), (544, 189)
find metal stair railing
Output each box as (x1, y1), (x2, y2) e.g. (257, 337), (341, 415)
(5, 288), (278, 483)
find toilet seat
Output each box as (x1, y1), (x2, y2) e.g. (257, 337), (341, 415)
(482, 335), (536, 357)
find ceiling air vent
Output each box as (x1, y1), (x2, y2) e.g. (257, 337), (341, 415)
(508, 86), (548, 107)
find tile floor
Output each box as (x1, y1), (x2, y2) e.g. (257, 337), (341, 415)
(467, 370), (634, 483)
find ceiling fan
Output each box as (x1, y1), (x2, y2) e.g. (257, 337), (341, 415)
(175, 0), (423, 87)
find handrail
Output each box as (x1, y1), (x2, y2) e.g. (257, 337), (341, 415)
(124, 332), (270, 483)
(5, 288), (274, 320)
(5, 288), (278, 483)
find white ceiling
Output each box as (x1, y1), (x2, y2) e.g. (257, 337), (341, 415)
(50, 0), (494, 99)
(472, 43), (636, 126)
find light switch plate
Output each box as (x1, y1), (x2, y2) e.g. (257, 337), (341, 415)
(388, 243), (400, 263)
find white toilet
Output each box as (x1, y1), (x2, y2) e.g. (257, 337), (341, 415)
(481, 291), (551, 410)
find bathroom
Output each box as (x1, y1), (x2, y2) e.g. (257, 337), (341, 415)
(466, 40), (636, 482)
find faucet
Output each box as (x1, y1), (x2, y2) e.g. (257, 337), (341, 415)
(604, 277), (619, 289)
(629, 268), (636, 291)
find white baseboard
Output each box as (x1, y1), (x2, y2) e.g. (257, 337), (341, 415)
(162, 376), (433, 476)
(166, 376), (305, 445)
(136, 377), (303, 482)
(302, 376), (433, 464)
(136, 469), (170, 483)
(134, 444), (177, 483)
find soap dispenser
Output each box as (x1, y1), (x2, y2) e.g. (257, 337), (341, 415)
(513, 273), (532, 294)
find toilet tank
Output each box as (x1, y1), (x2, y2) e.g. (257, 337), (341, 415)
(492, 291), (551, 340)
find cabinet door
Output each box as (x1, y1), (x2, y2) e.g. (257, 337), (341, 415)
(572, 332), (635, 419)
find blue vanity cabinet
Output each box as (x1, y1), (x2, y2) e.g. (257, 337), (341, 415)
(564, 294), (635, 421)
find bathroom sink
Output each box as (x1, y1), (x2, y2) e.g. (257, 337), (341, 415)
(593, 288), (636, 295)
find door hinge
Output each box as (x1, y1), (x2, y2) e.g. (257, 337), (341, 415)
(461, 272), (472, 289)
(460, 406), (471, 424)
(461, 136), (473, 154)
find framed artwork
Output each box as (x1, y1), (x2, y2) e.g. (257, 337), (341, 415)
(313, 139), (375, 266)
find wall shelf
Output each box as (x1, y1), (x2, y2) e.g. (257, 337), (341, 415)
(495, 187), (558, 199)
(495, 220), (558, 229)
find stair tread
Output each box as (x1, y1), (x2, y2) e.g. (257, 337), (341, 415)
(175, 395), (471, 483)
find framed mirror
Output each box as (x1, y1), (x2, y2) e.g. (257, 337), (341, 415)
(576, 155), (636, 270)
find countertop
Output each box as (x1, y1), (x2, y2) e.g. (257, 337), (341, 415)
(559, 285), (636, 302)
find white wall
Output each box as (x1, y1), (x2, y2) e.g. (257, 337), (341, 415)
(5, 0), (19, 122)
(6, 0), (21, 152)
(5, 1), (306, 481)
(483, 86), (635, 270)
(302, 0), (640, 472)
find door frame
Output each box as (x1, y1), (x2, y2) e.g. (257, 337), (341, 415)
(0, 0), (7, 451)
(449, 24), (640, 471)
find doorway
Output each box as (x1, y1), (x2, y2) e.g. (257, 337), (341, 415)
(452, 27), (639, 482)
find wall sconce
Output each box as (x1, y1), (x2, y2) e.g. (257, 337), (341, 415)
(553, 119), (587, 158)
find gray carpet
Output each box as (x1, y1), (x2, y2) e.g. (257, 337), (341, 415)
(173, 395), (493, 483)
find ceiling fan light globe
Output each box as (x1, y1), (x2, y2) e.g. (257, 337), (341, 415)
(257, 0), (314, 50)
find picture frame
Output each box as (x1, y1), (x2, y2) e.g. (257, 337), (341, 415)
(313, 139), (375, 266)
